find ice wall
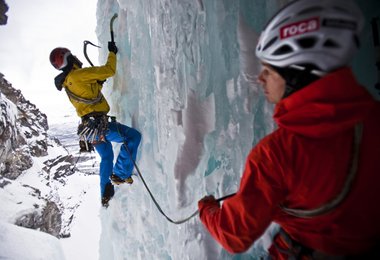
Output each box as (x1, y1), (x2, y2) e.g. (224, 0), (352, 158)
(95, 0), (282, 259)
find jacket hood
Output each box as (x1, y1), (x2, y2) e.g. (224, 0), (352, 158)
(274, 67), (375, 138)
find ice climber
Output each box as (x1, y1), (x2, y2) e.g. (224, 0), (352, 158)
(50, 41), (141, 207)
(198, 0), (380, 258)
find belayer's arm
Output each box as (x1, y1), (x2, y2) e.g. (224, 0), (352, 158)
(198, 141), (286, 253)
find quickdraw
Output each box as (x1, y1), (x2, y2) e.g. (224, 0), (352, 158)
(77, 114), (113, 151)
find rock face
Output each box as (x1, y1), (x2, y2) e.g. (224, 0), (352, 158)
(14, 201), (62, 238)
(0, 1), (94, 241)
(41, 201), (62, 237)
(0, 74), (76, 238)
(0, 0), (8, 25)
(0, 1), (61, 239)
(0, 13), (49, 177)
(0, 74), (48, 178)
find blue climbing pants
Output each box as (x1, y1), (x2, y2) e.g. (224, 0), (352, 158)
(94, 121), (141, 196)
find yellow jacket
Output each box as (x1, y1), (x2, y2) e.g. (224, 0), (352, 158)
(63, 52), (116, 117)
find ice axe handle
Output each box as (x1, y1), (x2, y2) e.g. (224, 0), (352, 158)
(110, 14), (118, 43)
(111, 31), (115, 43)
(216, 193), (236, 202)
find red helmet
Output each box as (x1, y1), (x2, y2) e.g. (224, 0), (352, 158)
(49, 47), (71, 70)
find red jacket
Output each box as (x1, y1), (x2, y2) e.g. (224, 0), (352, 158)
(198, 68), (380, 257)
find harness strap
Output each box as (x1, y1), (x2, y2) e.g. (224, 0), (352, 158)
(65, 87), (104, 105)
(276, 228), (380, 259)
(280, 124), (363, 218)
(274, 229), (314, 259)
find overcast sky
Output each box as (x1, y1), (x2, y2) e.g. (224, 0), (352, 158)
(0, 0), (98, 124)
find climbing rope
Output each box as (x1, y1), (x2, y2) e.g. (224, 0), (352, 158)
(128, 149), (235, 224)
(117, 123), (236, 224)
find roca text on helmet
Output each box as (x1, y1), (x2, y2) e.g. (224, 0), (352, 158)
(255, 0), (364, 74)
(50, 47), (71, 70)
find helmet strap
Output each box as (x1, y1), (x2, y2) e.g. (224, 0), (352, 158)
(71, 55), (83, 68)
(61, 55), (83, 72)
(271, 65), (321, 99)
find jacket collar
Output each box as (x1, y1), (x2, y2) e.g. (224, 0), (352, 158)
(273, 67), (375, 138)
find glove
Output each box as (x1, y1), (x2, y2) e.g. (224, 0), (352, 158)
(108, 41), (118, 54)
(198, 195), (220, 218)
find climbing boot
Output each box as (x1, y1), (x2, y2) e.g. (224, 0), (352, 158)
(110, 174), (133, 185)
(101, 182), (115, 207)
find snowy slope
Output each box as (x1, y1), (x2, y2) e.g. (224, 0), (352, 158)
(0, 221), (65, 260)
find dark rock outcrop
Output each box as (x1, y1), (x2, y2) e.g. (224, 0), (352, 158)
(14, 201), (62, 238)
(0, 0), (8, 25)
(40, 201), (62, 237)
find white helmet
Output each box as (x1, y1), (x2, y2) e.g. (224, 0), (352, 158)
(256, 0), (364, 73)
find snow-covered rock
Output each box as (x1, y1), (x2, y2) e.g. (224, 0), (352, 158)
(0, 73), (94, 242)
(0, 73), (49, 179)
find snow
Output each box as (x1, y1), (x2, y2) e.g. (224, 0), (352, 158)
(0, 120), (102, 260)
(0, 221), (65, 260)
(60, 175), (101, 260)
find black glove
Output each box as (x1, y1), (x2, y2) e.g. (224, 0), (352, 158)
(108, 41), (118, 54)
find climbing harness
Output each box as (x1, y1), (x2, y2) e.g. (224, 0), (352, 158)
(77, 113), (112, 148)
(71, 114), (113, 170)
(275, 227), (380, 259)
(115, 124), (236, 224)
(65, 87), (104, 105)
(274, 228), (315, 259)
(280, 124), (363, 218)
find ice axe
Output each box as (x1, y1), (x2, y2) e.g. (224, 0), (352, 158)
(83, 40), (105, 85)
(82, 14), (118, 67)
(83, 40), (101, 67)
